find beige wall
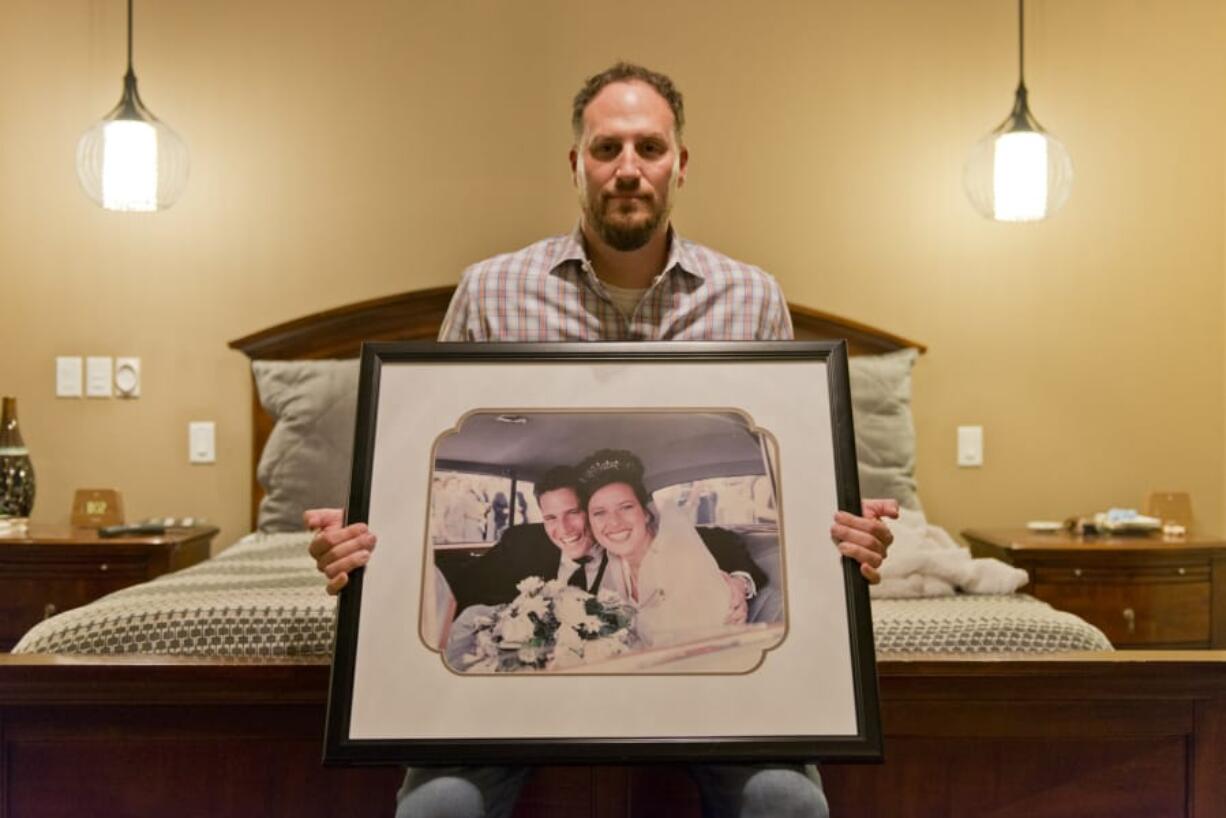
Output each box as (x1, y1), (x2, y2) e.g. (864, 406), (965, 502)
(0, 0), (1222, 550)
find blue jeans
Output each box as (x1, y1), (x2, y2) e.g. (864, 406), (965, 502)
(395, 764), (828, 818)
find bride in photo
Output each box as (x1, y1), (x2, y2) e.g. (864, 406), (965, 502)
(576, 448), (746, 648)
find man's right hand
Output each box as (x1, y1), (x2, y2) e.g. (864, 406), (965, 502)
(305, 507), (377, 596)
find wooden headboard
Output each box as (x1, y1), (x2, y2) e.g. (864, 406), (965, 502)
(228, 285), (926, 528)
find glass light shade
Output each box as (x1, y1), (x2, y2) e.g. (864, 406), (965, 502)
(964, 122), (1073, 223)
(76, 77), (189, 212)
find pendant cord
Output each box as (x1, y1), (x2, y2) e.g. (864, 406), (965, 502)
(1017, 0), (1025, 88)
(127, 0), (134, 73)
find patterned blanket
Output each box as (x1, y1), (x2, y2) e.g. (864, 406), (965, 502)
(14, 532), (1111, 657)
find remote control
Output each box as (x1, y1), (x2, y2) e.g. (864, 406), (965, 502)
(98, 523), (167, 538)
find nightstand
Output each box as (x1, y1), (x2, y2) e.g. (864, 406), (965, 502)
(0, 524), (218, 651)
(963, 528), (1226, 649)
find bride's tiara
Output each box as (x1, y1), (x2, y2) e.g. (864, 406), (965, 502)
(578, 451), (643, 483)
(581, 458), (625, 479)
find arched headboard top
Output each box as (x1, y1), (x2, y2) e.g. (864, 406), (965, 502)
(228, 285), (925, 528)
(229, 286), (926, 360)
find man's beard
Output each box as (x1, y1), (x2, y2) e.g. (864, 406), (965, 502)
(585, 193), (669, 252)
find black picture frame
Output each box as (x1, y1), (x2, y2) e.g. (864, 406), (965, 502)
(325, 341), (880, 765)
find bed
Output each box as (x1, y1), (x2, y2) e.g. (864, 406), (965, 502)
(2, 287), (1224, 818)
(10, 532), (1109, 659)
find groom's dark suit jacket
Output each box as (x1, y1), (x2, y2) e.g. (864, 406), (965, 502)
(448, 522), (768, 614)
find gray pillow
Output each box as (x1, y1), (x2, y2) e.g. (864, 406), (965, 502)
(848, 348), (920, 509)
(248, 348), (921, 532)
(252, 360), (360, 533)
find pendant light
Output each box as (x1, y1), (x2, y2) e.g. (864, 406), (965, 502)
(76, 0), (189, 212)
(963, 0), (1072, 222)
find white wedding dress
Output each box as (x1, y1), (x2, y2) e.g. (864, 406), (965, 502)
(614, 502), (731, 647)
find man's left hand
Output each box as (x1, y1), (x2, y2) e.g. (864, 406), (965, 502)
(831, 498), (899, 584)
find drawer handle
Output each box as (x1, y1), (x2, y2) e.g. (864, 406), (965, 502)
(43, 602), (57, 620)
(100, 563), (109, 572)
(1073, 568), (1083, 578)
(1177, 567), (1186, 576)
(1122, 607), (1136, 635)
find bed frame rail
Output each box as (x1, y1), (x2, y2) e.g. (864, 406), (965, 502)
(2, 653), (1222, 818)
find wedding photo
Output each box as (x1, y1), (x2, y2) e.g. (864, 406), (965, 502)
(420, 410), (788, 675)
(329, 342), (876, 762)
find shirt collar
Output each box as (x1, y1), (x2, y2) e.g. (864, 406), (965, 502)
(547, 222), (706, 283)
(560, 543), (606, 571)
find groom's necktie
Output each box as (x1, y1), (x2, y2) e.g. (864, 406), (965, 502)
(567, 552), (609, 594)
(567, 556), (593, 591)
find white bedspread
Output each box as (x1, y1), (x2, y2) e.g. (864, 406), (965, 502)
(871, 509), (1029, 599)
(16, 528), (1107, 657)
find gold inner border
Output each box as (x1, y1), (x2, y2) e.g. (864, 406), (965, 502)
(414, 407), (790, 678)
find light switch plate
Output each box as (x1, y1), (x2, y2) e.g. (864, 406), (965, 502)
(957, 425), (983, 467)
(189, 421), (216, 464)
(85, 356), (113, 398)
(115, 357), (140, 398)
(56, 356), (83, 398)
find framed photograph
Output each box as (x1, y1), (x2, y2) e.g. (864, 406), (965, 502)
(325, 342), (880, 765)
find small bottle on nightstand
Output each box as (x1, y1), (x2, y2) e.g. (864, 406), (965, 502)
(0, 397), (35, 523)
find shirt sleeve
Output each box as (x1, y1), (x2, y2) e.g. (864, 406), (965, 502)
(438, 266), (479, 342)
(759, 274), (795, 341)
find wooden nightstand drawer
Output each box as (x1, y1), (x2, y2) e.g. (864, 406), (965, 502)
(1034, 562), (1210, 584)
(0, 574), (137, 642)
(0, 525), (219, 651)
(1031, 579), (1211, 647)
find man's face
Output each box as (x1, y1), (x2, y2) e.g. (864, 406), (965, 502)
(570, 80), (688, 252)
(538, 487), (594, 561)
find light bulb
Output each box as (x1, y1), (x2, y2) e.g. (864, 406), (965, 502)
(964, 124), (1073, 223)
(993, 131), (1048, 222)
(101, 119), (158, 212)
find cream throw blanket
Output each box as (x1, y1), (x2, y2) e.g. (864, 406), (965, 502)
(871, 508), (1029, 599)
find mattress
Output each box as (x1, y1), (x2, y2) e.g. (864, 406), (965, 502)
(14, 532), (333, 657)
(13, 531), (1112, 657)
(872, 595), (1111, 653)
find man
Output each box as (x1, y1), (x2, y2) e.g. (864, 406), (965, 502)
(307, 61), (896, 818)
(446, 465), (765, 621)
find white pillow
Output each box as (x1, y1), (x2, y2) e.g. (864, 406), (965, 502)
(252, 360), (359, 532)
(848, 348), (920, 509)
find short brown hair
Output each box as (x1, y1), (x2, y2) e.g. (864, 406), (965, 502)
(571, 62), (685, 141)
(533, 465), (580, 501)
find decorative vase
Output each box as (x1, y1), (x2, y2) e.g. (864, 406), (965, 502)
(0, 396), (35, 520)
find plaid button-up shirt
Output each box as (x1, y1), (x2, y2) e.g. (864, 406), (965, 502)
(438, 226), (794, 342)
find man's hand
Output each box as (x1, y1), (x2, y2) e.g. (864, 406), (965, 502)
(830, 498), (899, 584)
(721, 572), (749, 625)
(305, 507), (377, 595)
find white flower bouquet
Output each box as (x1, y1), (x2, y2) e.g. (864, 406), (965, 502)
(459, 576), (637, 672)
